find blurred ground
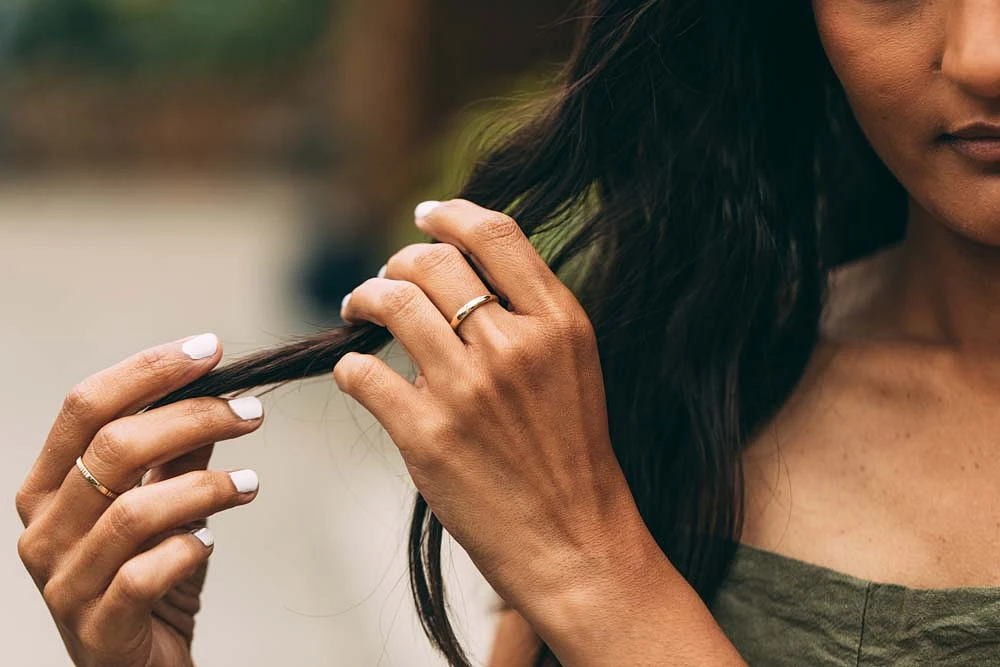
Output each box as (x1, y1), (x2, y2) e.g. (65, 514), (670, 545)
(0, 171), (497, 666)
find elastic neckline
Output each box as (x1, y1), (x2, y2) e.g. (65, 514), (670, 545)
(732, 542), (1000, 596)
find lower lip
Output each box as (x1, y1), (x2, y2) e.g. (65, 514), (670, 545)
(944, 136), (1000, 164)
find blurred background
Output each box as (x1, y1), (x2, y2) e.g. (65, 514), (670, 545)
(0, 1), (576, 664)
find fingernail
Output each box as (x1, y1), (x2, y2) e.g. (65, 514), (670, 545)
(228, 396), (263, 420)
(181, 333), (218, 360)
(377, 264), (387, 279)
(414, 200), (441, 219)
(192, 527), (215, 548)
(341, 292), (352, 313)
(229, 469), (259, 494)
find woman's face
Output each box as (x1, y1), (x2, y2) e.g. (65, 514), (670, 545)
(812, 0), (1000, 242)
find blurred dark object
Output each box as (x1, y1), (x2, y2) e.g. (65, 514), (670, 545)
(302, 0), (577, 315)
(0, 0), (336, 169)
(0, 0), (578, 317)
(328, 0), (576, 212)
(3, 0), (331, 73)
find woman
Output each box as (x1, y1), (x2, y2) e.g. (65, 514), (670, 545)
(15, 0), (1000, 665)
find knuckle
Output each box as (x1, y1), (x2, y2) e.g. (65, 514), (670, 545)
(184, 398), (222, 430)
(453, 378), (492, 409)
(42, 576), (75, 620)
(554, 312), (596, 344)
(472, 211), (520, 246)
(348, 277), (378, 310)
(14, 488), (34, 526)
(411, 419), (452, 465)
(76, 621), (112, 657)
(491, 332), (533, 368)
(384, 247), (408, 274)
(115, 560), (152, 603)
(410, 243), (461, 275)
(16, 528), (44, 573)
(105, 495), (147, 543)
(379, 282), (422, 317)
(548, 312), (599, 365)
(336, 353), (377, 394)
(354, 357), (385, 393)
(132, 346), (176, 376)
(62, 382), (99, 421)
(420, 411), (459, 443)
(90, 423), (134, 472)
(491, 332), (550, 384)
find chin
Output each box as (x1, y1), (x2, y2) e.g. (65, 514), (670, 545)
(897, 150), (1000, 246)
(917, 191), (1000, 248)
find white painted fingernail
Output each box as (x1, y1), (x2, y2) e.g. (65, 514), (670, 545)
(181, 333), (218, 360)
(229, 469), (259, 494)
(228, 396), (263, 420)
(192, 527), (215, 548)
(341, 292), (352, 312)
(414, 200), (441, 219)
(377, 264), (387, 279)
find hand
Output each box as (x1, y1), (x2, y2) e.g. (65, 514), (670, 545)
(335, 200), (646, 625)
(15, 335), (263, 667)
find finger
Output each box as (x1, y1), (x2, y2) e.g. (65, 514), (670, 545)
(85, 396), (261, 499)
(17, 446), (222, 586)
(142, 443), (215, 486)
(94, 527), (216, 648)
(333, 352), (420, 434)
(341, 278), (465, 377)
(380, 243), (511, 345)
(45, 396), (262, 542)
(20, 333), (223, 504)
(61, 468), (257, 602)
(413, 199), (567, 316)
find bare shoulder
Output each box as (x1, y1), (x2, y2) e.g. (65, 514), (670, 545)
(739, 245), (1000, 588)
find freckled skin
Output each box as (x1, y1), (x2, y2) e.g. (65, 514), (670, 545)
(813, 0), (1000, 241)
(742, 2), (1000, 589)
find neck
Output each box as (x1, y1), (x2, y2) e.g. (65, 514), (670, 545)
(881, 197), (1000, 350)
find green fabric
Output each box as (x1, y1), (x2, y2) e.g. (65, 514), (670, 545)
(710, 544), (1000, 665)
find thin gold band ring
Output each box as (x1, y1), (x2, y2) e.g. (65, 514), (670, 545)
(449, 294), (498, 332)
(75, 456), (122, 500)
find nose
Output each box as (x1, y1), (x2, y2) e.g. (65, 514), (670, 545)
(940, 0), (1000, 99)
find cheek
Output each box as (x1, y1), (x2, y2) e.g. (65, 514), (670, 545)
(813, 2), (932, 178)
(813, 0), (1000, 245)
(813, 2), (1000, 241)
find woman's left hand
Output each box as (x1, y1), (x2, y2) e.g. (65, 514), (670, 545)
(334, 199), (649, 625)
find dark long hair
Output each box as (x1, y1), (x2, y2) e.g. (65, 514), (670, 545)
(154, 1), (907, 664)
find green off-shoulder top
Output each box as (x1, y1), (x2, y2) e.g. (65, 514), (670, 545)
(710, 544), (1000, 665)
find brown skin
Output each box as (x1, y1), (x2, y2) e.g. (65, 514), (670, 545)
(489, 0), (1000, 662)
(742, 0), (1000, 589)
(488, 609), (549, 667)
(16, 337), (262, 667)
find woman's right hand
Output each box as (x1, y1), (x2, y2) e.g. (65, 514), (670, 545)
(15, 334), (264, 667)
